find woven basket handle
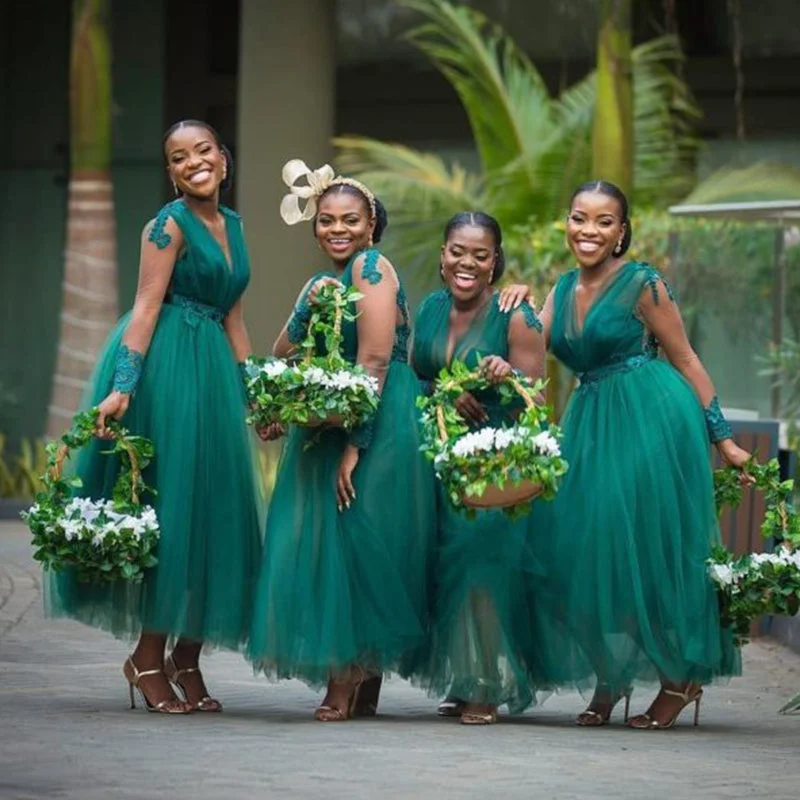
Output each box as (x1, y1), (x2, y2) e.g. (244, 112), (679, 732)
(302, 296), (345, 365)
(435, 371), (535, 444)
(50, 432), (141, 505)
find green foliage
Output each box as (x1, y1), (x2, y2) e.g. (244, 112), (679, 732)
(336, 0), (701, 277)
(759, 338), (800, 449)
(710, 458), (800, 645)
(21, 409), (160, 584)
(418, 360), (568, 519)
(245, 285), (380, 432)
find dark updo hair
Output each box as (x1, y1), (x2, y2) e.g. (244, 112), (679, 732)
(315, 182), (388, 244)
(163, 119), (234, 192)
(443, 211), (506, 283)
(569, 180), (632, 255)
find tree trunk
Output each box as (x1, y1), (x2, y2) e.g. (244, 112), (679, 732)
(47, 0), (118, 437)
(592, 0), (634, 195)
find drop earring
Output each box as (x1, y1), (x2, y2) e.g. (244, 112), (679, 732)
(172, 181), (179, 196)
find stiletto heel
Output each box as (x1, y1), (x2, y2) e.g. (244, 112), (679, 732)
(314, 666), (370, 722)
(576, 687), (633, 727)
(123, 656), (192, 715)
(352, 674), (382, 717)
(627, 685), (703, 730)
(164, 653), (222, 712)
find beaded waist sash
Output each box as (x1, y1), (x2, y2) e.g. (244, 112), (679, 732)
(577, 353), (656, 386)
(165, 293), (225, 326)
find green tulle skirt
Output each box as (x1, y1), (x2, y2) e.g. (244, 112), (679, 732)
(247, 362), (437, 687)
(44, 305), (264, 649)
(413, 493), (543, 713)
(528, 358), (740, 694)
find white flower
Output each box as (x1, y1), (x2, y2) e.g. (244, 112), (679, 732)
(65, 497), (103, 525)
(62, 519), (84, 541)
(494, 428), (524, 450)
(452, 427), (497, 458)
(531, 431), (561, 458)
(709, 563), (735, 586)
(261, 360), (289, 379)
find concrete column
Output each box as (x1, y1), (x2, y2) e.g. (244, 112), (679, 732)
(237, 0), (336, 352)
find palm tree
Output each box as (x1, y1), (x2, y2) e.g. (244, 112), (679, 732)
(46, 0), (118, 437)
(335, 0), (701, 277)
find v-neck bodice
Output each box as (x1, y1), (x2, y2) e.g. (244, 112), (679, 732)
(151, 199), (250, 316)
(550, 261), (668, 376)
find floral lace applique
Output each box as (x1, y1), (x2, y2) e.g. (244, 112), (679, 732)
(704, 396), (733, 442)
(519, 301), (543, 332)
(641, 264), (676, 306)
(148, 204), (175, 250)
(359, 249), (383, 285)
(113, 345), (144, 395)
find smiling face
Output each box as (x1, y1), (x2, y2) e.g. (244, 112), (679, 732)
(567, 191), (626, 269)
(441, 224), (497, 304)
(165, 125), (226, 200)
(314, 189), (376, 264)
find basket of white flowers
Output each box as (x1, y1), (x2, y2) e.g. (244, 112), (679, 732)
(244, 284), (379, 431)
(418, 361), (568, 517)
(21, 410), (160, 584)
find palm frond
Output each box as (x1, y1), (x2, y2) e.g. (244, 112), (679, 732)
(334, 136), (486, 280)
(400, 0), (554, 174)
(683, 162), (800, 205)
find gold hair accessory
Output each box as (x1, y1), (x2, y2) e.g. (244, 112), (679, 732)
(280, 159), (376, 225)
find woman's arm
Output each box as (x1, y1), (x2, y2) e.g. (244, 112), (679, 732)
(638, 277), (751, 467)
(96, 216), (181, 433)
(538, 288), (555, 351)
(223, 298), (253, 363)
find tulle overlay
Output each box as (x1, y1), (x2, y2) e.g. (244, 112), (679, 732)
(247, 250), (437, 686)
(411, 290), (545, 711)
(45, 200), (264, 649)
(528, 262), (740, 695)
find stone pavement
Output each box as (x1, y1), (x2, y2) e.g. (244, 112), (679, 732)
(1, 520), (800, 800)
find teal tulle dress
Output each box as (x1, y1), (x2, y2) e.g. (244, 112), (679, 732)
(45, 199), (264, 649)
(529, 261), (739, 694)
(411, 289), (544, 712)
(247, 248), (437, 686)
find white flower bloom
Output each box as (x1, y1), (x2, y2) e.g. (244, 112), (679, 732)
(262, 360), (289, 379)
(531, 431), (561, 458)
(62, 519), (84, 541)
(709, 563), (735, 586)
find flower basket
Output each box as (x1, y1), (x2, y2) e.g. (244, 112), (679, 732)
(21, 410), (160, 584)
(245, 284), (379, 431)
(709, 459), (800, 646)
(418, 361), (568, 518)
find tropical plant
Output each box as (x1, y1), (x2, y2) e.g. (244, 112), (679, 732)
(0, 434), (47, 500)
(335, 0), (702, 277)
(46, 0), (118, 437)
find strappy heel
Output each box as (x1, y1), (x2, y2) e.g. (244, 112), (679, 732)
(575, 688), (632, 727)
(437, 697), (467, 718)
(123, 656), (192, 714)
(314, 666), (372, 722)
(627, 685), (703, 730)
(164, 653), (222, 712)
(352, 674), (383, 717)
(460, 706), (497, 725)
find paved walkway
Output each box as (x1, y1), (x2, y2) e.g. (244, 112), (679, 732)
(1, 521), (799, 800)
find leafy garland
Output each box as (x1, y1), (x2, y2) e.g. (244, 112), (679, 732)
(245, 285), (379, 430)
(21, 410), (160, 584)
(418, 360), (568, 519)
(709, 459), (800, 645)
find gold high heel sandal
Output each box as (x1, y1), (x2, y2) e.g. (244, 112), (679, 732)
(575, 689), (632, 727)
(627, 686), (703, 730)
(164, 654), (222, 712)
(123, 657), (192, 714)
(460, 706), (497, 726)
(314, 667), (370, 722)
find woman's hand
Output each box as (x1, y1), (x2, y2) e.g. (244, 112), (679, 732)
(308, 276), (344, 306)
(455, 391), (488, 425)
(717, 438), (754, 484)
(480, 355), (513, 384)
(257, 422), (285, 442)
(336, 444), (360, 511)
(95, 391), (130, 438)
(498, 284), (534, 313)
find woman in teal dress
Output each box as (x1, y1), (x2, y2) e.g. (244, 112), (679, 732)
(247, 163), (438, 721)
(46, 121), (264, 714)
(411, 212), (547, 725)
(533, 181), (750, 729)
